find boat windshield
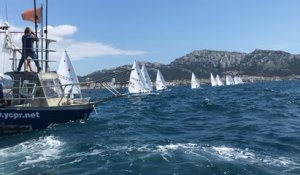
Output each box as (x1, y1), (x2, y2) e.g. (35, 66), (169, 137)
(41, 79), (63, 98)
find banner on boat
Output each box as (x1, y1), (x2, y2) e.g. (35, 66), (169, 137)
(0, 112), (40, 119)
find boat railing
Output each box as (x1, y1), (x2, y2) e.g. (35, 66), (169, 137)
(3, 82), (92, 107)
(7, 36), (56, 72)
(101, 82), (122, 96)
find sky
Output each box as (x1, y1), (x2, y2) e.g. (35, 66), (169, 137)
(1, 0), (300, 75)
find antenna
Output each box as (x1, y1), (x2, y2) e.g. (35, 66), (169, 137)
(4, 0), (8, 21)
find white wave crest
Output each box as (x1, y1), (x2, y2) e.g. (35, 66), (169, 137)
(112, 143), (299, 169)
(0, 135), (64, 166)
(210, 146), (255, 161)
(156, 143), (199, 153)
(208, 146), (300, 168)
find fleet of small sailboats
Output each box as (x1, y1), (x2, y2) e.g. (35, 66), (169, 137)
(128, 65), (245, 91)
(210, 73), (224, 87)
(211, 73), (244, 87)
(128, 61), (169, 94)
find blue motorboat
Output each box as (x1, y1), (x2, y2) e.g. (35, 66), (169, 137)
(0, 71), (97, 134)
(0, 2), (98, 134)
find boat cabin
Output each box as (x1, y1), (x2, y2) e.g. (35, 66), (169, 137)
(5, 71), (71, 107)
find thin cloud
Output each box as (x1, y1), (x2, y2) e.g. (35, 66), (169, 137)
(0, 23), (146, 73)
(47, 25), (77, 41)
(48, 25), (146, 60)
(52, 41), (146, 60)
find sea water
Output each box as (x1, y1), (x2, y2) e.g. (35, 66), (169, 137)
(0, 80), (300, 175)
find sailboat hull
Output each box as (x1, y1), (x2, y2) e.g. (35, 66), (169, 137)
(0, 103), (95, 134)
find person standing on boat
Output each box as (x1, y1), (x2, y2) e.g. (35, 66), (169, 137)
(17, 27), (41, 72)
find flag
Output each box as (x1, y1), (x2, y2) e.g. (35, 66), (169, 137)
(21, 7), (42, 23)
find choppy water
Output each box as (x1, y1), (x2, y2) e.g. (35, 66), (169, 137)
(0, 80), (300, 175)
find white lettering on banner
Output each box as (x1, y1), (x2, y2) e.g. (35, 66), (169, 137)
(0, 112), (40, 119)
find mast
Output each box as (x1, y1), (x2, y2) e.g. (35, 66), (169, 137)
(33, 0), (39, 60)
(40, 4), (44, 69)
(45, 0), (49, 72)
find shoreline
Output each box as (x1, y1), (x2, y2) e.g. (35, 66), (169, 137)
(80, 75), (300, 89)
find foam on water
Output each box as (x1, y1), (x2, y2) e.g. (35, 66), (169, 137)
(0, 135), (64, 167)
(207, 145), (300, 169)
(90, 142), (299, 170)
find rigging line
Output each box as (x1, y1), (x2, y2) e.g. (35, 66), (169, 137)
(93, 68), (132, 83)
(2, 53), (4, 73)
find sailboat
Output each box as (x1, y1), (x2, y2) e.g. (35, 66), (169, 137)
(191, 72), (201, 89)
(237, 76), (244, 84)
(141, 64), (153, 92)
(215, 74), (224, 86)
(234, 76), (244, 85)
(128, 61), (149, 94)
(210, 73), (218, 87)
(156, 69), (167, 91)
(225, 75), (235, 85)
(210, 73), (217, 87)
(57, 51), (81, 97)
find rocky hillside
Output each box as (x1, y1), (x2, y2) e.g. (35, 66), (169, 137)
(79, 49), (300, 82)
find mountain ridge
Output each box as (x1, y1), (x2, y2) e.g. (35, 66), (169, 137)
(79, 49), (300, 83)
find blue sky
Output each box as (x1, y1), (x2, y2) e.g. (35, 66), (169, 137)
(1, 0), (300, 75)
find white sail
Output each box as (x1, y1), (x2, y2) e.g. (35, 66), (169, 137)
(191, 72), (201, 89)
(2, 30), (13, 54)
(57, 51), (81, 95)
(1, 23), (14, 55)
(215, 74), (224, 86)
(210, 73), (217, 87)
(0, 22), (18, 73)
(156, 69), (167, 91)
(0, 73), (12, 87)
(141, 64), (153, 92)
(128, 61), (148, 94)
(233, 76), (243, 85)
(226, 75), (235, 85)
(238, 76), (244, 84)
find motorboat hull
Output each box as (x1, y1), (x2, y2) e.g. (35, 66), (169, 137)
(0, 103), (96, 134)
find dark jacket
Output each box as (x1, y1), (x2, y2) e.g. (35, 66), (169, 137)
(0, 84), (3, 99)
(22, 34), (37, 54)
